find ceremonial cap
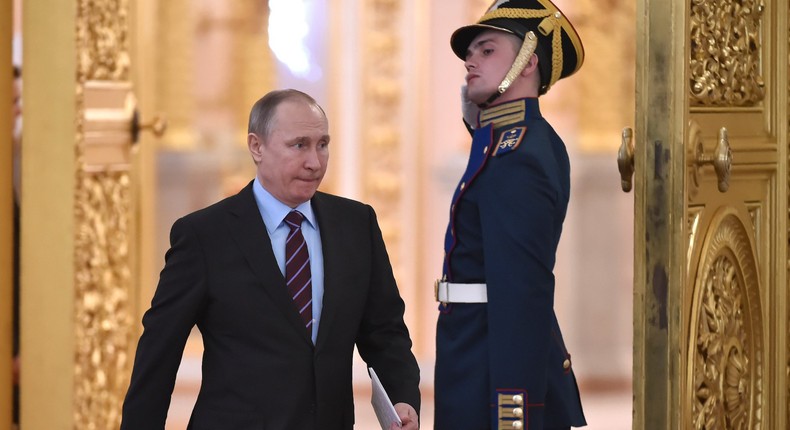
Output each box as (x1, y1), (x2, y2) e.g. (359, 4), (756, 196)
(451, 0), (584, 94)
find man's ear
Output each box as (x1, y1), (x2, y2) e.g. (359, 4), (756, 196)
(521, 52), (539, 77)
(248, 133), (263, 163)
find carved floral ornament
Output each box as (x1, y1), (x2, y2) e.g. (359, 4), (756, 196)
(689, 0), (765, 107)
(689, 209), (762, 429)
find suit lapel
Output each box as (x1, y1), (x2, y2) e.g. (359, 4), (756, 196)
(312, 192), (341, 348)
(226, 182), (312, 344)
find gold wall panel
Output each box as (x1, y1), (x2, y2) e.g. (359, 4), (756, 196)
(360, 0), (403, 268)
(690, 0), (765, 107)
(689, 209), (763, 429)
(75, 0), (134, 427)
(228, 1), (273, 138)
(154, 0), (273, 153)
(575, 0), (637, 153)
(157, 0), (197, 149)
(194, 0), (273, 141)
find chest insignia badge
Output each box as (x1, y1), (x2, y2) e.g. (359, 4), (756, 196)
(493, 126), (526, 156)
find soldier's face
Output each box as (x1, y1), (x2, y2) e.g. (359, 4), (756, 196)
(463, 30), (520, 105)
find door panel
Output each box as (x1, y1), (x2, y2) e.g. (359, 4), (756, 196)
(685, 203), (764, 428)
(634, 0), (788, 428)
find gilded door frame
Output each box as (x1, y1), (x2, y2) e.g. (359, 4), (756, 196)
(633, 0), (789, 428)
(19, 0), (146, 427)
(633, 0), (687, 427)
(1, 0), (14, 426)
(19, 0), (79, 426)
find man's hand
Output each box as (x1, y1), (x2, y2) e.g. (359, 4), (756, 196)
(392, 402), (418, 430)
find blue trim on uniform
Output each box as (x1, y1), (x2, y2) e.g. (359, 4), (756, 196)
(442, 123), (495, 280)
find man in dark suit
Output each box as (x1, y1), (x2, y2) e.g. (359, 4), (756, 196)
(434, 1), (586, 429)
(121, 89), (420, 429)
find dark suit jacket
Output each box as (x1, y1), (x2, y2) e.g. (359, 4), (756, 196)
(121, 182), (420, 429)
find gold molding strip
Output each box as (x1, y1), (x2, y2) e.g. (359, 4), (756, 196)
(75, 0), (135, 427)
(360, 0), (403, 269)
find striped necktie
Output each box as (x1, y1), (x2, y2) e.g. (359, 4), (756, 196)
(284, 210), (313, 329)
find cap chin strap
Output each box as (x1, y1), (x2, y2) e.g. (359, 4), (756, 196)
(479, 31), (538, 108)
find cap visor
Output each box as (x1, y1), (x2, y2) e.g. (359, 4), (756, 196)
(450, 24), (516, 59)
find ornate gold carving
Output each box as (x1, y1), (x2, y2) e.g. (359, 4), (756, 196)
(361, 0), (402, 264)
(74, 172), (134, 429)
(690, 210), (762, 429)
(687, 120), (704, 200)
(689, 0), (765, 107)
(688, 206), (703, 273)
(76, 0), (131, 81)
(75, 0), (134, 427)
(744, 202), (760, 259)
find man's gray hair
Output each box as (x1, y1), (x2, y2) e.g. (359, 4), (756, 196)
(248, 89), (326, 139)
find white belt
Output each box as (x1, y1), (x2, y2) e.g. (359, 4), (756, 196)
(434, 281), (488, 303)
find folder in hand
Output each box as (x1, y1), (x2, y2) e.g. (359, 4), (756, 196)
(368, 367), (402, 429)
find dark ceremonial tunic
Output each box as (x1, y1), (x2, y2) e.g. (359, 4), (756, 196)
(435, 98), (586, 429)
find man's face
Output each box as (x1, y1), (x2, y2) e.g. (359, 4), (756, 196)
(250, 99), (329, 207)
(463, 29), (520, 105)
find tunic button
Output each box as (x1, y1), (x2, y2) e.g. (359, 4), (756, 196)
(563, 359), (571, 370)
(513, 408), (523, 417)
(460, 182), (466, 190)
(483, 146), (489, 154)
(512, 394), (523, 405)
(512, 422), (523, 429)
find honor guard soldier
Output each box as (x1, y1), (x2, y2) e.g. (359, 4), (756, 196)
(434, 1), (587, 429)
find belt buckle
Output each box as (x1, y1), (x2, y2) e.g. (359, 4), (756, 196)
(435, 279), (448, 305)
